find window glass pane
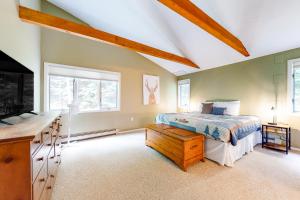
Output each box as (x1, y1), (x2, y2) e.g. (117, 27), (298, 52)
(77, 78), (100, 111)
(101, 80), (118, 109)
(49, 76), (73, 110)
(179, 84), (189, 107)
(294, 67), (300, 111)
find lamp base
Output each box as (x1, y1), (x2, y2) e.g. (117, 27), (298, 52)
(268, 122), (277, 125)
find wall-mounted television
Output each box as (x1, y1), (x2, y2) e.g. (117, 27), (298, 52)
(0, 50), (34, 121)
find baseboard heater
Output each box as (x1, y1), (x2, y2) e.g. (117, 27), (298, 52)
(61, 129), (117, 143)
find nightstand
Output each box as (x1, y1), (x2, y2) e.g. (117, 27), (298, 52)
(261, 123), (291, 154)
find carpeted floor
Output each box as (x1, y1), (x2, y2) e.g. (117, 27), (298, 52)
(51, 132), (300, 200)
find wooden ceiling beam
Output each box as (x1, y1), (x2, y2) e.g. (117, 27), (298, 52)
(19, 6), (198, 68)
(158, 0), (250, 57)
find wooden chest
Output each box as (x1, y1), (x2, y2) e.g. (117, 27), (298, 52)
(146, 124), (205, 171)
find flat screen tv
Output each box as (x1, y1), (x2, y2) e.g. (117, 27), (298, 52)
(0, 50), (34, 121)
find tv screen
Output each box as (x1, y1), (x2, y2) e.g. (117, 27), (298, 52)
(0, 51), (34, 119)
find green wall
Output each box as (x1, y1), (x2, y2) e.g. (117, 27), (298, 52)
(179, 48), (300, 148)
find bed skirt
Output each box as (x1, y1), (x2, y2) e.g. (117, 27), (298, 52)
(205, 131), (261, 167)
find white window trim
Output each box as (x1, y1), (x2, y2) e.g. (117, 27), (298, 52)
(44, 62), (121, 113)
(178, 79), (190, 109)
(287, 58), (300, 115)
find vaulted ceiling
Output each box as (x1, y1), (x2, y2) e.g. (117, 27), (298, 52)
(47, 0), (300, 75)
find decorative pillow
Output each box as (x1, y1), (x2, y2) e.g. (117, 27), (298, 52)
(201, 103), (213, 114)
(211, 107), (226, 115)
(206, 100), (240, 116)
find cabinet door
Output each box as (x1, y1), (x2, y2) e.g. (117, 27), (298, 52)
(0, 141), (31, 200)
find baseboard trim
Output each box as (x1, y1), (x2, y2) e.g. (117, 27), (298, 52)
(117, 128), (146, 135)
(291, 147), (300, 152)
(62, 130), (117, 143)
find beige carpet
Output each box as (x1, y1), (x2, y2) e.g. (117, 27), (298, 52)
(51, 132), (300, 200)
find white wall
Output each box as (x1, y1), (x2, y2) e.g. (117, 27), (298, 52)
(0, 0), (41, 111)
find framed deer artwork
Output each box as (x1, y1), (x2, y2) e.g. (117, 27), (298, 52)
(143, 75), (160, 105)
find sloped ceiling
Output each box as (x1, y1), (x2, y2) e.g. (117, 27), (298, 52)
(48, 0), (300, 76)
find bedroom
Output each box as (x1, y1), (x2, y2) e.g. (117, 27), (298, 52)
(0, 0), (299, 200)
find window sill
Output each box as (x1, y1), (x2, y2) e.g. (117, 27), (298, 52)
(50, 108), (120, 114)
(78, 109), (120, 114)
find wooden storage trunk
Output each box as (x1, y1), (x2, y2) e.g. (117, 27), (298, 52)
(146, 124), (205, 171)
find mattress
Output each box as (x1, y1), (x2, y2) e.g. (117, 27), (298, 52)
(156, 112), (261, 146)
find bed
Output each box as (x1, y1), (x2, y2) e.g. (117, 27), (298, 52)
(156, 101), (261, 166)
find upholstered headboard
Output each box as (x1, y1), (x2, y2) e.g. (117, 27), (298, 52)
(205, 99), (240, 116)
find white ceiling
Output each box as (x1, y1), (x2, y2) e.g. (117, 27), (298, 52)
(48, 0), (300, 76)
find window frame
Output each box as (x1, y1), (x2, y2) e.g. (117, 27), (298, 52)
(178, 79), (190, 109)
(287, 58), (300, 114)
(44, 62), (121, 113)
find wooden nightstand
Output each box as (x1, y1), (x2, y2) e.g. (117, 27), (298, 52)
(261, 123), (291, 154)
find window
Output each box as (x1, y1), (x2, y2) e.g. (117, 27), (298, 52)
(77, 78), (100, 111)
(101, 80), (118, 109)
(178, 79), (190, 109)
(288, 58), (300, 113)
(45, 63), (120, 112)
(49, 76), (74, 110)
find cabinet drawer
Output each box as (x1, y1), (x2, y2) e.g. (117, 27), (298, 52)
(32, 144), (52, 181)
(55, 137), (62, 157)
(31, 133), (42, 155)
(33, 162), (48, 200)
(48, 148), (56, 176)
(42, 129), (51, 146)
(40, 175), (52, 200)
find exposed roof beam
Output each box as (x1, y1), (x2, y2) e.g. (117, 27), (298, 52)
(158, 0), (250, 57)
(19, 5), (199, 68)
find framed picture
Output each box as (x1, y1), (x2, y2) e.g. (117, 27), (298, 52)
(143, 75), (160, 105)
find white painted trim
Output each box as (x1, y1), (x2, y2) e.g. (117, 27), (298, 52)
(44, 62), (120, 76)
(291, 146), (300, 152)
(44, 63), (50, 112)
(44, 62), (121, 113)
(117, 128), (146, 135)
(62, 130), (117, 143)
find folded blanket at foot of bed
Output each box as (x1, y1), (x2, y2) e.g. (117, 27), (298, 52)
(156, 112), (261, 146)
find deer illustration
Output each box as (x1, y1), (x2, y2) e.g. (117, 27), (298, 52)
(145, 80), (158, 105)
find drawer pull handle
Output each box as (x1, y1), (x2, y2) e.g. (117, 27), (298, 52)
(50, 174), (55, 178)
(50, 156), (55, 159)
(37, 157), (44, 161)
(39, 178), (45, 182)
(33, 140), (41, 144)
(55, 161), (59, 164)
(190, 145), (198, 150)
(4, 156), (13, 164)
(44, 131), (49, 135)
(47, 186), (52, 190)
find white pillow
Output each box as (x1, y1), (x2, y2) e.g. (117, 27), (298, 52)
(212, 101), (240, 116)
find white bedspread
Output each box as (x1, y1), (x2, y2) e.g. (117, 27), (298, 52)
(205, 131), (261, 166)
